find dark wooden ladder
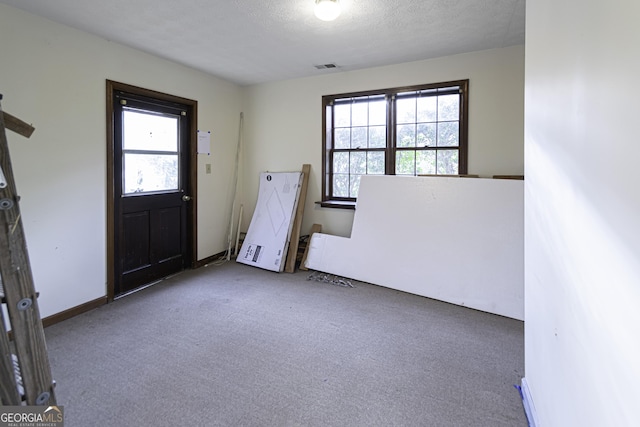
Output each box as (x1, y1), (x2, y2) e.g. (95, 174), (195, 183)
(0, 94), (56, 406)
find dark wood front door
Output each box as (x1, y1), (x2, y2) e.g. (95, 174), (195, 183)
(107, 82), (196, 297)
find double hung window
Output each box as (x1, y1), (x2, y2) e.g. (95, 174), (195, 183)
(321, 80), (468, 206)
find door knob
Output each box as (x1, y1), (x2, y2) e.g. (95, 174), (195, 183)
(182, 195), (192, 202)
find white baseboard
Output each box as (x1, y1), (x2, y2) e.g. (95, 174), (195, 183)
(521, 377), (540, 427)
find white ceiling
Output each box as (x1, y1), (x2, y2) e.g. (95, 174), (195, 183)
(1, 0), (525, 86)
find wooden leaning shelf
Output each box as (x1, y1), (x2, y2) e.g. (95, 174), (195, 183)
(284, 164), (311, 273)
(0, 96), (56, 406)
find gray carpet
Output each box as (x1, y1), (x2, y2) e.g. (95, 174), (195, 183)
(44, 262), (526, 426)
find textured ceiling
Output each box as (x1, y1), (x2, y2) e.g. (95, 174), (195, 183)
(0, 0), (525, 86)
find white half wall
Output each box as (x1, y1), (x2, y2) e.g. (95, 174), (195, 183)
(241, 45), (524, 238)
(525, 0), (640, 425)
(0, 3), (242, 319)
(306, 175), (524, 320)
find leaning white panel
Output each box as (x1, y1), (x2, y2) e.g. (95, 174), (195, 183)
(305, 175), (524, 320)
(238, 172), (303, 272)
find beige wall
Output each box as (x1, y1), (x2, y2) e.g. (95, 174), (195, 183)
(0, 3), (526, 324)
(241, 45), (525, 237)
(525, 0), (640, 425)
(0, 3), (242, 318)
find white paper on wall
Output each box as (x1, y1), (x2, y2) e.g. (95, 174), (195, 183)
(197, 130), (211, 154)
(237, 172), (303, 272)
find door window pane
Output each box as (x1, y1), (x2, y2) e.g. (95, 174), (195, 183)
(124, 154), (178, 194)
(123, 107), (181, 195)
(123, 110), (178, 151)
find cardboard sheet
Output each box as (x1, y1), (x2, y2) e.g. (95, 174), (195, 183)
(237, 172), (303, 272)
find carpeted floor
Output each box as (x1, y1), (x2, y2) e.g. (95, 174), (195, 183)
(44, 262), (526, 426)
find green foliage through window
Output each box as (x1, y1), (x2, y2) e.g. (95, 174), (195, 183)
(322, 80), (468, 202)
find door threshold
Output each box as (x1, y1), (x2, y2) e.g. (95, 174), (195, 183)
(114, 271), (183, 300)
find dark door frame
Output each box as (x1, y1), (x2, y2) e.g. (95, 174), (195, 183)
(106, 80), (198, 301)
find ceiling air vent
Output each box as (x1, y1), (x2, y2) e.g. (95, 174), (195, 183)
(314, 63), (338, 70)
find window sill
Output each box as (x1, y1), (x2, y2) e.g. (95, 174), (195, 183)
(315, 200), (356, 210)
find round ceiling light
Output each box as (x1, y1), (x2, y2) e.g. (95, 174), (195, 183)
(314, 0), (341, 21)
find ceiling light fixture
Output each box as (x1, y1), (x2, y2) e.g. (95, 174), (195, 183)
(314, 0), (341, 21)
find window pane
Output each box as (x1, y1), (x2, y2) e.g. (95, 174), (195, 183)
(368, 125), (386, 148)
(123, 110), (178, 152)
(416, 150), (436, 175)
(417, 96), (437, 123)
(417, 123), (436, 147)
(350, 151), (366, 175)
(124, 153), (178, 194)
(333, 174), (349, 197)
(334, 128), (350, 149)
(367, 152), (385, 174)
(350, 175), (361, 198)
(438, 94), (459, 121)
(437, 150), (459, 174)
(334, 104), (351, 127)
(437, 122), (459, 147)
(351, 127), (367, 149)
(396, 150), (416, 175)
(396, 97), (416, 124)
(352, 101), (368, 127)
(369, 100), (386, 126)
(397, 124), (416, 147)
(324, 81), (467, 202)
(333, 152), (349, 173)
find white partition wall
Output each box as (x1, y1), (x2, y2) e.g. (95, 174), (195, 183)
(524, 0), (640, 424)
(306, 176), (524, 320)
